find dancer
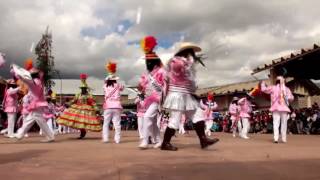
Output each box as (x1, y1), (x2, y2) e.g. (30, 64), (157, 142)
(56, 103), (67, 134)
(11, 63), (55, 142)
(204, 92), (218, 136)
(102, 62), (124, 143)
(40, 94), (56, 135)
(135, 92), (145, 139)
(261, 76), (294, 143)
(17, 92), (32, 138)
(138, 36), (165, 149)
(161, 42), (219, 151)
(238, 95), (253, 139)
(57, 74), (101, 139)
(229, 97), (242, 137)
(2, 79), (20, 138)
(193, 92), (218, 137)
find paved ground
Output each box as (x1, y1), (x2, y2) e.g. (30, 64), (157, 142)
(0, 131), (319, 180)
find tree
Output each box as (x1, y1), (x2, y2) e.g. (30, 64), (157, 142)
(35, 26), (55, 90)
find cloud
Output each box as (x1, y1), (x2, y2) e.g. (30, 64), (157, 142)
(0, 0), (319, 88)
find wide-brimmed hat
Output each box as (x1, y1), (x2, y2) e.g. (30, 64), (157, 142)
(175, 42), (202, 56)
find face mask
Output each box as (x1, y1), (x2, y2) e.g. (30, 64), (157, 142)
(31, 73), (39, 79)
(187, 54), (195, 63)
(81, 88), (88, 94)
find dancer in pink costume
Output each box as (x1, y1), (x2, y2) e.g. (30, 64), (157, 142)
(138, 36), (166, 149)
(229, 97), (242, 138)
(161, 43), (219, 151)
(2, 79), (20, 138)
(12, 64), (54, 142)
(102, 61), (124, 144)
(260, 76), (294, 143)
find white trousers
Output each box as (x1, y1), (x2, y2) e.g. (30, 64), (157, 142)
(205, 120), (213, 136)
(178, 122), (186, 134)
(231, 119), (242, 136)
(241, 117), (250, 138)
(7, 113), (17, 136)
(141, 103), (161, 145)
(40, 118), (54, 135)
(272, 112), (289, 142)
(16, 109), (54, 140)
(169, 110), (195, 130)
(137, 116), (144, 139)
(103, 109), (121, 143)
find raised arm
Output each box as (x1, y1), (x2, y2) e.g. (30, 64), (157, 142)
(7, 87), (21, 95)
(212, 102), (218, 110)
(260, 81), (273, 94)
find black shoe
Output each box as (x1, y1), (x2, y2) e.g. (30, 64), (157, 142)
(161, 143), (178, 151)
(194, 121), (219, 149)
(148, 136), (153, 144)
(161, 127), (177, 151)
(274, 140), (278, 144)
(201, 137), (219, 149)
(78, 129), (86, 139)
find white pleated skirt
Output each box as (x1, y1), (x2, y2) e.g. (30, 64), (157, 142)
(163, 91), (199, 111)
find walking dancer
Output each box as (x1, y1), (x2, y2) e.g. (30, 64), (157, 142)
(229, 97), (242, 137)
(238, 95), (253, 139)
(138, 36), (165, 149)
(260, 76), (294, 143)
(57, 74), (101, 139)
(161, 42), (219, 151)
(2, 79), (20, 138)
(102, 62), (124, 143)
(11, 63), (55, 142)
(135, 92), (145, 139)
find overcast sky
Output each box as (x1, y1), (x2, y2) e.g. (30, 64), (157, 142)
(0, 0), (319, 87)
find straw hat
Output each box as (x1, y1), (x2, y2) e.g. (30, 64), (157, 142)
(175, 42), (202, 56)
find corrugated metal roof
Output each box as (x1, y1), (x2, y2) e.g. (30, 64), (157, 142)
(196, 79), (269, 96)
(252, 44), (320, 74)
(52, 79), (130, 96)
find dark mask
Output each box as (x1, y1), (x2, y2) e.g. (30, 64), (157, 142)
(8, 84), (18, 88)
(146, 59), (161, 72)
(81, 88), (88, 95)
(31, 73), (39, 79)
(106, 80), (116, 87)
